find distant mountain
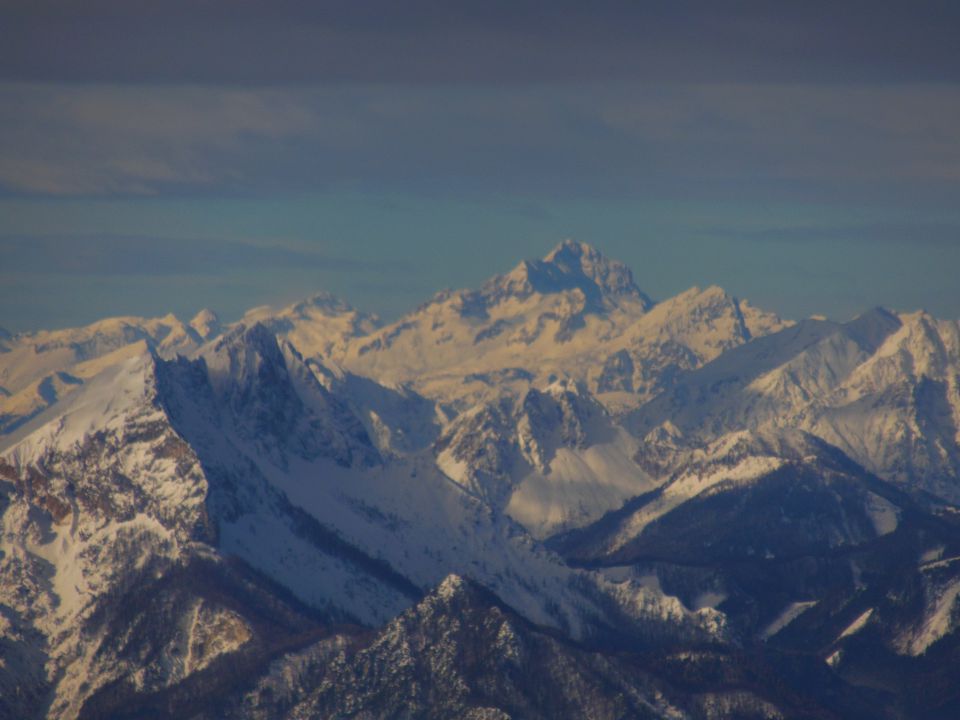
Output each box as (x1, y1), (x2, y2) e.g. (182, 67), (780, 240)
(241, 291), (381, 360)
(330, 240), (787, 409)
(0, 313), (210, 435)
(188, 308), (222, 341)
(3, 240), (960, 718)
(627, 306), (960, 502)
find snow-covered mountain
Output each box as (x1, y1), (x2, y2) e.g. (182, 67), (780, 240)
(4, 240), (960, 719)
(627, 306), (960, 503)
(240, 292), (381, 361)
(434, 379), (656, 537)
(0, 312), (724, 718)
(0, 311), (218, 436)
(330, 240), (788, 411)
(551, 426), (960, 717)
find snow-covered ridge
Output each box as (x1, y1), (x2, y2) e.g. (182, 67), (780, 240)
(627, 305), (960, 503)
(327, 243), (788, 411)
(3, 315), (732, 632)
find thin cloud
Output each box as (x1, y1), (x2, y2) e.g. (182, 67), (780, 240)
(0, 85), (319, 195)
(702, 221), (960, 246)
(0, 234), (399, 276)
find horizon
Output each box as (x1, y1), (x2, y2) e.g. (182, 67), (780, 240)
(0, 237), (939, 336)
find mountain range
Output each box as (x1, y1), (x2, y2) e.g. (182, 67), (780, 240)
(2, 240), (960, 719)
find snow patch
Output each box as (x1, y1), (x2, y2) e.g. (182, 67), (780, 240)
(691, 591), (727, 611)
(838, 608), (874, 639)
(435, 446), (470, 488)
(760, 601), (817, 641)
(896, 579), (960, 656)
(864, 491), (900, 536)
(609, 453), (784, 551)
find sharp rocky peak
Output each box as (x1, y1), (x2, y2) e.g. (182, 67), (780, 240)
(422, 573), (500, 612)
(483, 240), (652, 312)
(206, 322), (283, 365)
(189, 308), (221, 341)
(198, 322), (295, 403)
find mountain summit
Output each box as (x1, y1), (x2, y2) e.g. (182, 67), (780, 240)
(335, 241), (785, 408)
(487, 240), (652, 311)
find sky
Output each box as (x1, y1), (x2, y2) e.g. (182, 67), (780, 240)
(2, 1), (960, 332)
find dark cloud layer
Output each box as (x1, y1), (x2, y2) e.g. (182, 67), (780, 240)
(2, 84), (958, 197)
(3, 1), (960, 84)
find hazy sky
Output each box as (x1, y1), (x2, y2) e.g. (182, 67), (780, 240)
(2, 1), (960, 331)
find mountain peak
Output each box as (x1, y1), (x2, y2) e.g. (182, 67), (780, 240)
(294, 292), (358, 315)
(487, 240), (652, 312)
(425, 573), (499, 611)
(203, 322), (288, 388)
(542, 240), (645, 299)
(436, 573), (469, 600)
(240, 292), (360, 325)
(542, 238), (602, 264)
(189, 308), (221, 340)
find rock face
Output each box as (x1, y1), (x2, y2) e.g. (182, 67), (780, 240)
(3, 241), (960, 719)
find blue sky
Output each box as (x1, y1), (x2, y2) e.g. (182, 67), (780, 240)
(2, 2), (959, 331)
